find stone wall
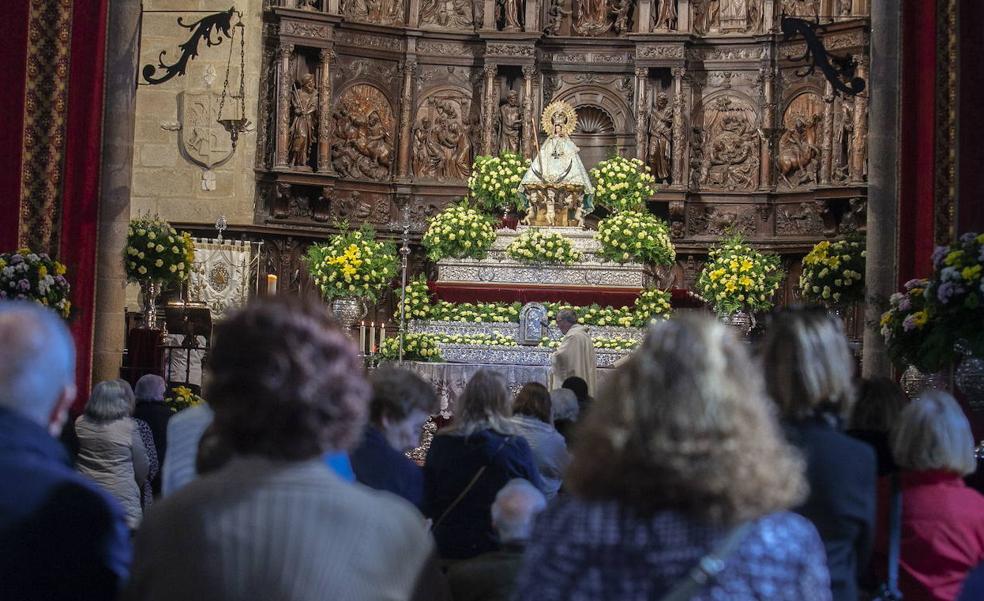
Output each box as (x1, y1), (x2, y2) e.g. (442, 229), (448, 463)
(130, 0), (263, 226)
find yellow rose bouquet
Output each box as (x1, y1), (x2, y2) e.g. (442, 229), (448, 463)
(506, 228), (582, 265)
(596, 210), (675, 266)
(124, 217), (195, 284)
(422, 202), (497, 262)
(589, 156), (656, 213)
(799, 236), (866, 306)
(0, 249), (72, 318)
(696, 236), (783, 316)
(306, 224), (398, 303)
(165, 386), (205, 413)
(468, 152), (530, 213)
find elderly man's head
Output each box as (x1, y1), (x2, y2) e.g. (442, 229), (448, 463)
(206, 296), (370, 461)
(0, 302), (76, 435)
(134, 374), (166, 402)
(555, 309), (578, 334)
(491, 479), (547, 544)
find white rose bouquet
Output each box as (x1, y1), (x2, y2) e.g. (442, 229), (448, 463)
(468, 152), (531, 213)
(589, 156), (656, 213)
(696, 236), (783, 316)
(596, 210), (675, 266)
(422, 202), (497, 262)
(124, 217), (195, 284)
(506, 228), (582, 265)
(379, 333), (443, 362)
(799, 236), (866, 306)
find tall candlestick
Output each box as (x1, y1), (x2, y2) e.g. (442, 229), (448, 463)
(369, 322), (376, 354)
(380, 322), (386, 343)
(266, 274), (278, 295)
(359, 321), (366, 354)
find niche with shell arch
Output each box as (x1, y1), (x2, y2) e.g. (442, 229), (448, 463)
(693, 90), (761, 191)
(412, 86), (476, 182)
(553, 85), (633, 170)
(330, 83), (398, 181)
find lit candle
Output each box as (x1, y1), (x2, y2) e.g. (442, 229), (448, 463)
(380, 322), (386, 342)
(359, 321), (366, 354)
(266, 274), (278, 295)
(369, 322), (376, 354)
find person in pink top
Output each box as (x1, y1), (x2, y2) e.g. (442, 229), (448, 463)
(871, 391), (984, 601)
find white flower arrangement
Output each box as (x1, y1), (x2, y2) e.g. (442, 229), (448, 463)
(589, 156), (656, 213)
(422, 202), (497, 262)
(468, 153), (531, 213)
(506, 228), (582, 265)
(124, 217), (195, 284)
(595, 210), (675, 266)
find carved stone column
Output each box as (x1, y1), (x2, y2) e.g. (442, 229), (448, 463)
(482, 64), (498, 155)
(318, 47), (334, 173)
(638, 0), (652, 32)
(759, 63), (776, 189)
(671, 67), (686, 188)
(820, 80), (834, 184)
(397, 59), (417, 179)
(521, 65), (536, 159)
(635, 67), (647, 160)
(275, 42), (295, 169)
(850, 56), (869, 182)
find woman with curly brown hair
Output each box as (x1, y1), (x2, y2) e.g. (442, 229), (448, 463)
(512, 315), (831, 601)
(123, 297), (441, 601)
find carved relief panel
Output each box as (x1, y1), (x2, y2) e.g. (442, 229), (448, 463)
(412, 89), (474, 182)
(340, 0), (405, 25)
(331, 84), (397, 180)
(692, 0), (765, 35)
(420, 0), (474, 29)
(777, 91), (823, 189)
(694, 94), (760, 191)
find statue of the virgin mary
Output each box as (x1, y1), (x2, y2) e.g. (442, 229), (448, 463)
(521, 101), (594, 215)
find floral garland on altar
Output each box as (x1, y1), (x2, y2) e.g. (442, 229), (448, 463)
(422, 203), (497, 262)
(506, 228), (582, 265)
(0, 249), (71, 318)
(306, 224), (398, 303)
(589, 156), (656, 213)
(595, 210), (675, 266)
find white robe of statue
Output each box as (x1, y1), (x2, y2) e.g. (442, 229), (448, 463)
(521, 133), (595, 195)
(549, 324), (597, 396)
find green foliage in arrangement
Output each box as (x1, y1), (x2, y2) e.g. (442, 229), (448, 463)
(589, 155), (657, 213)
(595, 210), (676, 266)
(305, 224), (398, 303)
(468, 153), (531, 213)
(506, 228), (582, 265)
(0, 249), (71, 319)
(421, 203), (497, 262)
(696, 236), (783, 317)
(799, 236), (866, 306)
(124, 217), (195, 284)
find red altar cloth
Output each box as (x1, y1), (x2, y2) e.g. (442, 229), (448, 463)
(428, 281), (704, 309)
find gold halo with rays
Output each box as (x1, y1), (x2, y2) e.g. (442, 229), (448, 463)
(541, 101), (578, 137)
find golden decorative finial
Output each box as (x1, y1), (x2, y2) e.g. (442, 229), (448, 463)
(541, 100), (578, 137)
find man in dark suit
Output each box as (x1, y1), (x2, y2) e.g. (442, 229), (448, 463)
(0, 302), (131, 600)
(447, 479), (547, 601)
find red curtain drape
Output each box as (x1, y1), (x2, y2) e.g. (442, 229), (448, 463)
(0, 0), (109, 405)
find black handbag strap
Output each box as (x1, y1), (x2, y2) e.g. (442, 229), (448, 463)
(886, 471), (903, 596)
(658, 522), (753, 601)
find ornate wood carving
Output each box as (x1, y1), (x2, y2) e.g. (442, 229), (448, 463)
(687, 204), (758, 236)
(777, 91), (822, 189)
(340, 0), (405, 26)
(776, 200), (826, 236)
(695, 95), (760, 191)
(331, 84), (397, 180)
(692, 0), (765, 34)
(335, 31), (403, 52)
(420, 0), (474, 29)
(281, 20), (331, 40)
(412, 88), (473, 181)
(318, 48), (334, 173)
(275, 44), (295, 169)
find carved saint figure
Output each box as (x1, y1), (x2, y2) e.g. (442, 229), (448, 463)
(500, 0), (522, 31)
(412, 117), (437, 178)
(288, 74), (318, 169)
(719, 0), (746, 32)
(834, 98), (855, 181)
(543, 0), (570, 34)
(778, 115), (821, 188)
(498, 91), (522, 155)
(647, 94), (673, 183)
(572, 0), (612, 36)
(612, 0), (631, 33)
(653, 0), (677, 31)
(421, 0), (472, 27)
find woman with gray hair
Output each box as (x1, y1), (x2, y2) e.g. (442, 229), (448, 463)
(75, 380), (150, 529)
(870, 391), (984, 601)
(424, 369), (544, 560)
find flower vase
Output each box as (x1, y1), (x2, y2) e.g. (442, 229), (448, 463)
(140, 280), (163, 330)
(956, 354), (984, 412)
(720, 311), (755, 337)
(899, 365), (948, 399)
(330, 297), (367, 332)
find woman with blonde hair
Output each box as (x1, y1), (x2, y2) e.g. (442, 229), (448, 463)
(423, 369), (543, 560)
(870, 391), (984, 601)
(762, 309), (876, 601)
(513, 315), (830, 600)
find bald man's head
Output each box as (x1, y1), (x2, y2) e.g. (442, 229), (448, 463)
(491, 479), (547, 543)
(0, 302), (76, 434)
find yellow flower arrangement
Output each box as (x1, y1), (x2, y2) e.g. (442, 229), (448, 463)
(799, 236), (866, 306)
(696, 236), (783, 316)
(306, 224), (398, 303)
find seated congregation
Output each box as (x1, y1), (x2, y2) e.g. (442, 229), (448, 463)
(2, 298), (984, 601)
